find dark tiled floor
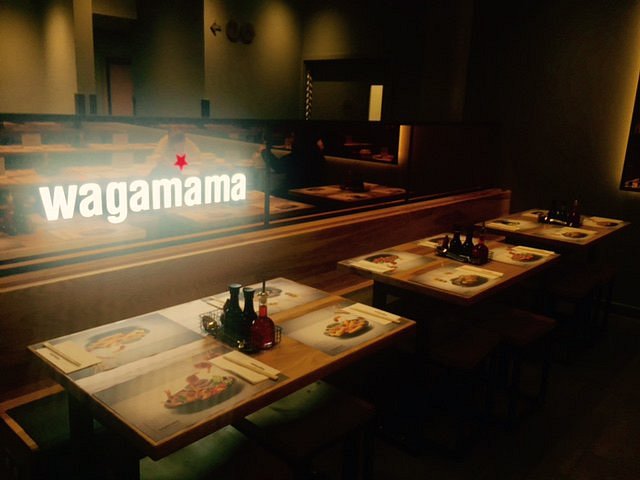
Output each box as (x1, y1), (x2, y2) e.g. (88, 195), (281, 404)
(363, 313), (640, 480)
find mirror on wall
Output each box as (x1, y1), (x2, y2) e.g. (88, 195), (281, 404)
(621, 76), (640, 191)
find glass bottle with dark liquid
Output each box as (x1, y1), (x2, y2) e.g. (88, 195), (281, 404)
(567, 199), (581, 227)
(471, 235), (489, 265)
(222, 283), (244, 344)
(462, 227), (475, 256)
(449, 227), (463, 254)
(242, 287), (258, 345)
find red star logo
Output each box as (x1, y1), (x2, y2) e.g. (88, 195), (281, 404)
(174, 154), (189, 171)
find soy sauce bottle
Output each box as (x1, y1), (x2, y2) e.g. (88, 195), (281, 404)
(567, 199), (581, 227)
(462, 227), (475, 256)
(242, 287), (258, 345)
(450, 227), (463, 254)
(222, 284), (244, 343)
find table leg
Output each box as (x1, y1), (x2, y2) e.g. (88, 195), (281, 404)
(372, 282), (387, 309)
(67, 394), (96, 477)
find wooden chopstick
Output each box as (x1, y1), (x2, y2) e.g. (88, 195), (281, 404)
(347, 305), (401, 324)
(223, 356), (279, 380)
(44, 342), (81, 367)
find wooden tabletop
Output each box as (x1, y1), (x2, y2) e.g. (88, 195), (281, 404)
(29, 277), (415, 462)
(479, 209), (630, 252)
(338, 234), (561, 307)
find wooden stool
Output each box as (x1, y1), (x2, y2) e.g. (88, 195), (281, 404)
(545, 262), (616, 349)
(425, 325), (501, 456)
(473, 305), (556, 427)
(233, 381), (375, 480)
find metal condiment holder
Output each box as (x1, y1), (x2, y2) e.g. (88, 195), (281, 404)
(200, 310), (281, 352)
(436, 248), (490, 266)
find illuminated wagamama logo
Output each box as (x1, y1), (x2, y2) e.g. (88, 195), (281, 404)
(38, 173), (247, 224)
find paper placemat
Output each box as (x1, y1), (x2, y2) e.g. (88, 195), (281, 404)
(582, 216), (623, 228)
(545, 226), (597, 241)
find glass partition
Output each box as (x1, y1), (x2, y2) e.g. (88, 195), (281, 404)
(0, 114), (495, 275)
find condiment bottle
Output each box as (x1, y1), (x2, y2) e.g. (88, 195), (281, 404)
(471, 235), (489, 265)
(251, 283), (275, 350)
(462, 227), (475, 256)
(567, 199), (581, 227)
(223, 284), (244, 343)
(242, 287), (258, 344)
(449, 227), (463, 254)
(440, 235), (450, 253)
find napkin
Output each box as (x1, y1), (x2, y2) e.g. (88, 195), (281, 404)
(211, 351), (280, 384)
(38, 341), (101, 374)
(342, 303), (401, 325)
(511, 245), (555, 257)
(456, 265), (504, 279)
(349, 259), (395, 273)
(486, 221), (521, 231)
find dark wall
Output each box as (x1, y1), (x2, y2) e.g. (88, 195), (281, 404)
(133, 0), (205, 117)
(464, 0), (640, 310)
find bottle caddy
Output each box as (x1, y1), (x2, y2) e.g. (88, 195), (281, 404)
(201, 282), (278, 351)
(436, 225), (489, 265)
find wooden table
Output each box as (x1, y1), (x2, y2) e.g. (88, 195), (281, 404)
(480, 209), (630, 256)
(288, 183), (406, 207)
(29, 277), (415, 477)
(338, 234), (561, 308)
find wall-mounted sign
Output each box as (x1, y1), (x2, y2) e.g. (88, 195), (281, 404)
(38, 173), (247, 224)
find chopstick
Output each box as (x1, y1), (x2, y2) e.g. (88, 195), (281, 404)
(223, 356), (279, 380)
(44, 342), (81, 367)
(347, 305), (401, 324)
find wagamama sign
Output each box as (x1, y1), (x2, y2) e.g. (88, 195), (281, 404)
(38, 173), (247, 224)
